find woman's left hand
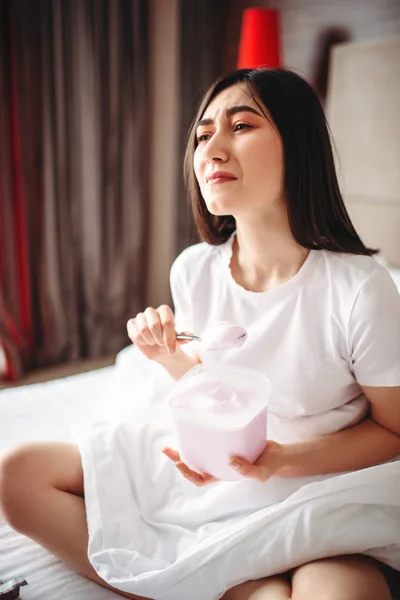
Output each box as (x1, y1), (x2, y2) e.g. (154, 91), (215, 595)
(228, 440), (284, 482)
(162, 440), (284, 486)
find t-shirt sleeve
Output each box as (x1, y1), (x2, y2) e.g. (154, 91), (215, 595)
(169, 251), (192, 334)
(348, 267), (400, 386)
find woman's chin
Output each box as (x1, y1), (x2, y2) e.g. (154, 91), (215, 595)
(205, 199), (238, 217)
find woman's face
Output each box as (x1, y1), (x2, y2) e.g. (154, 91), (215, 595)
(193, 83), (285, 220)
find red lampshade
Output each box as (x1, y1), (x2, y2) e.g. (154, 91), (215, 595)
(237, 8), (282, 70)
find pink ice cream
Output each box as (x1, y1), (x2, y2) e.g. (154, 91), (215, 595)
(167, 365), (270, 481)
(202, 322), (247, 351)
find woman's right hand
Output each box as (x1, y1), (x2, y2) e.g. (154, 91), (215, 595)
(127, 305), (200, 378)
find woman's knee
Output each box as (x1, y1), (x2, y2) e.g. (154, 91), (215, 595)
(0, 443), (40, 529)
(0, 442), (83, 531)
(222, 575), (291, 599)
(291, 555), (392, 600)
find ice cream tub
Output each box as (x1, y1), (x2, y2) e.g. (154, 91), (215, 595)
(166, 364), (271, 481)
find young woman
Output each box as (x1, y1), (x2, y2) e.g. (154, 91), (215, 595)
(1, 69), (400, 600)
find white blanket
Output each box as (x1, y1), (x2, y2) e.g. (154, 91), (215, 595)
(78, 347), (400, 600)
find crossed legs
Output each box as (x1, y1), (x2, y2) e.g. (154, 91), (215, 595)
(0, 442), (394, 600)
(222, 555), (393, 599)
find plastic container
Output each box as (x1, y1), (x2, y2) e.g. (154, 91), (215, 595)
(166, 364), (270, 481)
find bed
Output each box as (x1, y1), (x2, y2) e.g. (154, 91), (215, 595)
(0, 366), (125, 599)
(1, 264), (400, 600)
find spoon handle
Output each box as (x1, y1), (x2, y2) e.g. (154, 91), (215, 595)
(176, 333), (201, 342)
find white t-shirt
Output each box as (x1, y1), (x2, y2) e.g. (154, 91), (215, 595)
(170, 234), (400, 444)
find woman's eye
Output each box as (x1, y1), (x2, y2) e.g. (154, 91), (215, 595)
(233, 123), (252, 132)
(197, 133), (211, 143)
(196, 123), (251, 142)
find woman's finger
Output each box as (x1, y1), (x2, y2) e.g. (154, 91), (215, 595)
(229, 457), (266, 481)
(163, 448), (217, 486)
(229, 441), (283, 483)
(134, 312), (155, 345)
(175, 462), (206, 486)
(144, 307), (164, 346)
(163, 448), (202, 484)
(158, 305), (176, 354)
(127, 318), (147, 345)
(175, 462), (216, 487)
(162, 447), (181, 462)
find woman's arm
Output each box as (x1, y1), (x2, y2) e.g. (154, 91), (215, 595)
(277, 385), (400, 477)
(231, 385), (400, 482)
(276, 270), (400, 477)
(157, 349), (201, 380)
(163, 386), (400, 485)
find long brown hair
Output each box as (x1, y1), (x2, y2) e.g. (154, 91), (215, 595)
(184, 68), (378, 256)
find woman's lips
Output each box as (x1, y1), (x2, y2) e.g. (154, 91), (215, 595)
(206, 171), (237, 184)
(207, 176), (237, 185)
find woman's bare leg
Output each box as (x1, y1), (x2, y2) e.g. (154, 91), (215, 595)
(0, 442), (148, 600)
(222, 575), (291, 599)
(222, 554), (395, 600)
(291, 554), (392, 600)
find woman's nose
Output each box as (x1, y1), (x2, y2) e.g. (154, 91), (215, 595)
(202, 132), (229, 163)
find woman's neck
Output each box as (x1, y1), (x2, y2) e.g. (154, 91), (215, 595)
(231, 218), (310, 293)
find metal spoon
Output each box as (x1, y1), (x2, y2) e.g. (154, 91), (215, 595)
(176, 333), (201, 342)
(176, 323), (247, 351)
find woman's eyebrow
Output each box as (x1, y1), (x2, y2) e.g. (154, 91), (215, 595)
(196, 104), (264, 128)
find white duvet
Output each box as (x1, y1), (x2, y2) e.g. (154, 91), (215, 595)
(78, 346), (400, 600)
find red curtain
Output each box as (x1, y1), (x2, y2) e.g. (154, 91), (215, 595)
(0, 0), (150, 382)
(7, 55), (33, 379)
(0, 8), (33, 381)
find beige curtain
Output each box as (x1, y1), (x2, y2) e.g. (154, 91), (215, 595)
(0, 0), (149, 379)
(175, 0), (232, 254)
(175, 0), (254, 255)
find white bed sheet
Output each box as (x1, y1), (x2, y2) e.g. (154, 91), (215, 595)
(0, 366), (126, 600)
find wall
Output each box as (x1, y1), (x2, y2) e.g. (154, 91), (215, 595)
(326, 38), (400, 266)
(264, 0), (400, 80)
(262, 0), (400, 265)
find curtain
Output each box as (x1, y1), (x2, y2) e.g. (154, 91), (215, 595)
(175, 0), (250, 255)
(0, 0), (149, 380)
